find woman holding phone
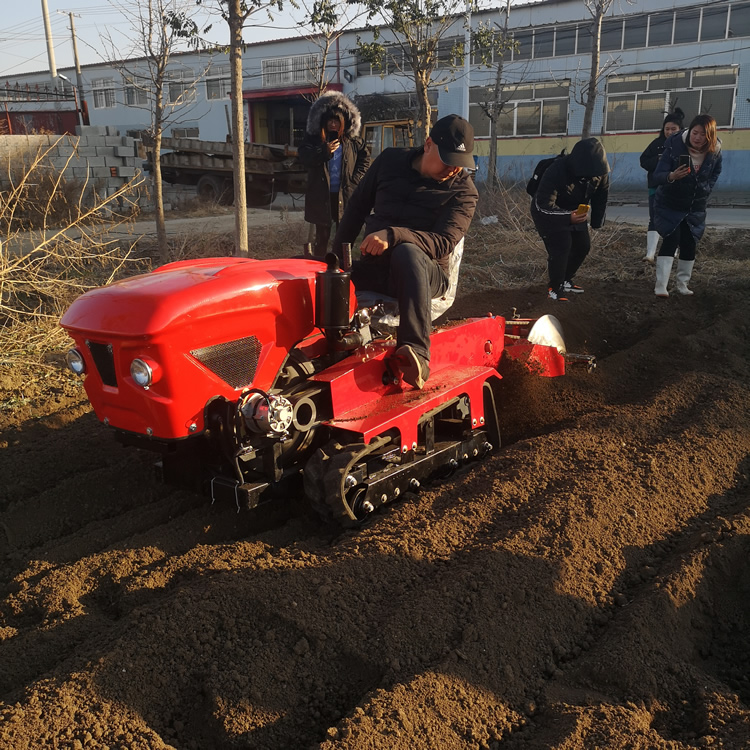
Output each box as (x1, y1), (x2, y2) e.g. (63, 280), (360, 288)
(298, 92), (370, 257)
(651, 114), (722, 297)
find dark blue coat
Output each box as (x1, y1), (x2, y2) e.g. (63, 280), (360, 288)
(652, 131), (722, 241)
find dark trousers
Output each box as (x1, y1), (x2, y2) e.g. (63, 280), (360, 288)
(540, 228), (591, 293)
(313, 192), (340, 257)
(351, 243), (447, 362)
(659, 219), (696, 261)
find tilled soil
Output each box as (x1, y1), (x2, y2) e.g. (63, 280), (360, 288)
(1, 263), (750, 749)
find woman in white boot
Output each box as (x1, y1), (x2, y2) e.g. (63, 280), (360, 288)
(651, 114), (723, 297)
(639, 109), (684, 262)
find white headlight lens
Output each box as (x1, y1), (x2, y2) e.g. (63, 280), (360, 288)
(65, 349), (86, 375)
(130, 358), (153, 387)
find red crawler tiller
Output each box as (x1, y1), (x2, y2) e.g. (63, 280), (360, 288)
(60, 250), (593, 526)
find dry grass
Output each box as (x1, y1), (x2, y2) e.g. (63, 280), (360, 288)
(463, 182), (749, 293)
(1, 149), (148, 364)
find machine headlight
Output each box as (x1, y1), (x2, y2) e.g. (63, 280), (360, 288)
(65, 349), (86, 375)
(131, 358), (156, 388)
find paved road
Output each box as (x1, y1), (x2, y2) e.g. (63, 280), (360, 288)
(116, 206), (305, 239)
(608, 204), (750, 228)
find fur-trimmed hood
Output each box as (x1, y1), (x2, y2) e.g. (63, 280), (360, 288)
(305, 91), (362, 139)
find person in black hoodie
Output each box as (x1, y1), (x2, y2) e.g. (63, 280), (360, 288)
(298, 92), (370, 257)
(530, 137), (610, 302)
(639, 109), (684, 262)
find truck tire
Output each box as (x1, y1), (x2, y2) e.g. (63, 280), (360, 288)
(196, 175), (234, 205)
(245, 188), (276, 208)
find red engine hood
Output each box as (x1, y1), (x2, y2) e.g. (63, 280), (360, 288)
(61, 257), (327, 338)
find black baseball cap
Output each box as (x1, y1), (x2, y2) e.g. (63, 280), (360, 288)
(429, 114), (475, 169)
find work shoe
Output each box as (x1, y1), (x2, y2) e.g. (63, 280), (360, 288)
(547, 287), (569, 302)
(563, 281), (584, 294)
(393, 345), (430, 390)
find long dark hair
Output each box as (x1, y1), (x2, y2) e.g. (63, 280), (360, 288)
(660, 107), (684, 137)
(687, 114), (718, 153)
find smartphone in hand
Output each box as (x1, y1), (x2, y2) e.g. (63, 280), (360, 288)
(678, 154), (691, 170)
(575, 203), (590, 215)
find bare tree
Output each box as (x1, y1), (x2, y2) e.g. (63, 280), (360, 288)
(103, 0), (203, 263)
(294, 0), (367, 95)
(579, 0), (627, 138)
(471, 0), (517, 187)
(197, 0), (283, 256)
(357, 0), (470, 144)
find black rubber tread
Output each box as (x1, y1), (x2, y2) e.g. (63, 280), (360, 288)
(303, 437), (392, 527)
(302, 440), (346, 523)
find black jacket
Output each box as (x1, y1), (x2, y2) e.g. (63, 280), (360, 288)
(297, 92), (370, 225)
(652, 130), (723, 240)
(530, 138), (610, 236)
(640, 135), (667, 189)
(332, 146), (478, 274)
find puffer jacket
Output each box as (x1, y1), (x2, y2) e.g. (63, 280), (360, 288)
(640, 134), (668, 189)
(297, 92), (370, 224)
(652, 130), (723, 241)
(530, 138), (610, 236)
(332, 146), (478, 274)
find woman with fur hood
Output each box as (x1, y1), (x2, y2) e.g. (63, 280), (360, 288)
(651, 114), (722, 297)
(298, 92), (370, 257)
(639, 108), (684, 262)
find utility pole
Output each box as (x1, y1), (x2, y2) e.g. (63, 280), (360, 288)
(463, 0), (471, 122)
(41, 0), (58, 82)
(68, 12), (89, 124)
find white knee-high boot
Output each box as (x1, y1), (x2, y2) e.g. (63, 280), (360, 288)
(675, 260), (695, 295)
(643, 231), (659, 262)
(654, 256), (673, 297)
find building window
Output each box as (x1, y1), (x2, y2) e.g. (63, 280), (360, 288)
(262, 54), (319, 87)
(605, 66), (737, 132)
(172, 126), (200, 138)
(124, 75), (148, 106)
(701, 5), (729, 41)
(469, 81), (569, 138)
(555, 26), (577, 56)
(436, 36), (464, 68)
(729, 1), (750, 36)
(623, 15), (648, 48)
(355, 44), (413, 76)
(361, 2), (747, 78)
(647, 12), (674, 46)
(576, 25), (593, 54)
(533, 29), (554, 58)
(206, 64), (231, 100)
(601, 20), (623, 51)
(513, 30), (533, 60)
(92, 78), (116, 109)
(166, 69), (196, 104)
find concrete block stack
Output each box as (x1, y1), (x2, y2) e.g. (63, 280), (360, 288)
(0, 125), (144, 206)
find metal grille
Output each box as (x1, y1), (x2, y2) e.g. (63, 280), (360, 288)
(87, 341), (117, 387)
(191, 336), (262, 389)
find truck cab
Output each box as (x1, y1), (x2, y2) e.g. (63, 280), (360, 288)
(362, 120), (413, 158)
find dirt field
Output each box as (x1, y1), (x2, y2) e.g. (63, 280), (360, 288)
(1, 228), (750, 749)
